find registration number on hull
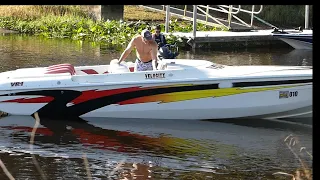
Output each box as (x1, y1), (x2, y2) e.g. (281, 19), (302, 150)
(279, 91), (298, 99)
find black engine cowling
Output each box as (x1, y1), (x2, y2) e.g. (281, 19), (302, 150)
(158, 44), (179, 59)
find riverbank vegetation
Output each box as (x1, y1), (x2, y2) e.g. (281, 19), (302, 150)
(0, 5), (225, 50)
(257, 5), (312, 28)
(1, 5), (311, 50)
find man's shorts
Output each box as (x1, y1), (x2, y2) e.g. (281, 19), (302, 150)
(135, 58), (153, 71)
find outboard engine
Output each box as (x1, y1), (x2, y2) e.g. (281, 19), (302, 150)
(157, 44), (179, 60)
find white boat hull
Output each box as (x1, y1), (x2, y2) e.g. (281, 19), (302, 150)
(0, 59), (312, 120)
(279, 38), (312, 50)
(79, 84), (312, 120)
(272, 29), (313, 50)
(0, 86), (312, 120)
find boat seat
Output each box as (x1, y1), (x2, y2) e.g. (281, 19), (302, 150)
(109, 64), (130, 73)
(109, 60), (130, 73)
(45, 63), (76, 75)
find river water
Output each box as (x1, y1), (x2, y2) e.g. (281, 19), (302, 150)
(0, 34), (313, 179)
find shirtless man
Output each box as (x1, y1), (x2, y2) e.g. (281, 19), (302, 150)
(117, 29), (158, 71)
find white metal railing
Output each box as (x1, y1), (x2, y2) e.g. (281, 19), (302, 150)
(197, 5), (263, 28)
(165, 5), (264, 41)
(140, 5), (264, 32)
(197, 5), (241, 14)
(237, 5), (263, 14)
(160, 5), (264, 30)
(196, 6), (229, 28)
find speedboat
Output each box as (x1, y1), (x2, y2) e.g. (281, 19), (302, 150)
(272, 28), (313, 50)
(0, 59), (312, 120)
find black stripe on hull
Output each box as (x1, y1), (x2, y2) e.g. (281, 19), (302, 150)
(44, 84), (220, 118)
(233, 79), (312, 87)
(2, 79), (312, 118)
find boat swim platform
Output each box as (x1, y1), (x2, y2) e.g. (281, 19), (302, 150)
(168, 29), (291, 49)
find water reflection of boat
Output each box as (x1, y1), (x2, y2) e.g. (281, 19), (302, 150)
(272, 29), (312, 50)
(0, 116), (238, 157)
(0, 115), (312, 177)
(0, 58), (313, 120)
(271, 49), (313, 66)
(0, 115), (312, 153)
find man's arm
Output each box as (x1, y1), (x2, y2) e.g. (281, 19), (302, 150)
(118, 37), (135, 64)
(151, 42), (158, 70)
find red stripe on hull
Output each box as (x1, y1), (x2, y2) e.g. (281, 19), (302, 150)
(2, 97), (54, 103)
(71, 87), (143, 105)
(1, 86), (155, 105)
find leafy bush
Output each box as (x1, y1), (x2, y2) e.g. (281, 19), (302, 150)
(0, 15), (224, 50)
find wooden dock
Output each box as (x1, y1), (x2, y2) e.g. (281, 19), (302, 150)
(167, 29), (290, 49)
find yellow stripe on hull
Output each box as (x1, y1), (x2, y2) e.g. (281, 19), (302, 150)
(118, 85), (302, 105)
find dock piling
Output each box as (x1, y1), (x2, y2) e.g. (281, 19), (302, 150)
(305, 5), (309, 29)
(165, 5), (170, 33)
(192, 5), (197, 49)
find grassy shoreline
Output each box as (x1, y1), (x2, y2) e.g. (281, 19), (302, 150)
(0, 5), (225, 50)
